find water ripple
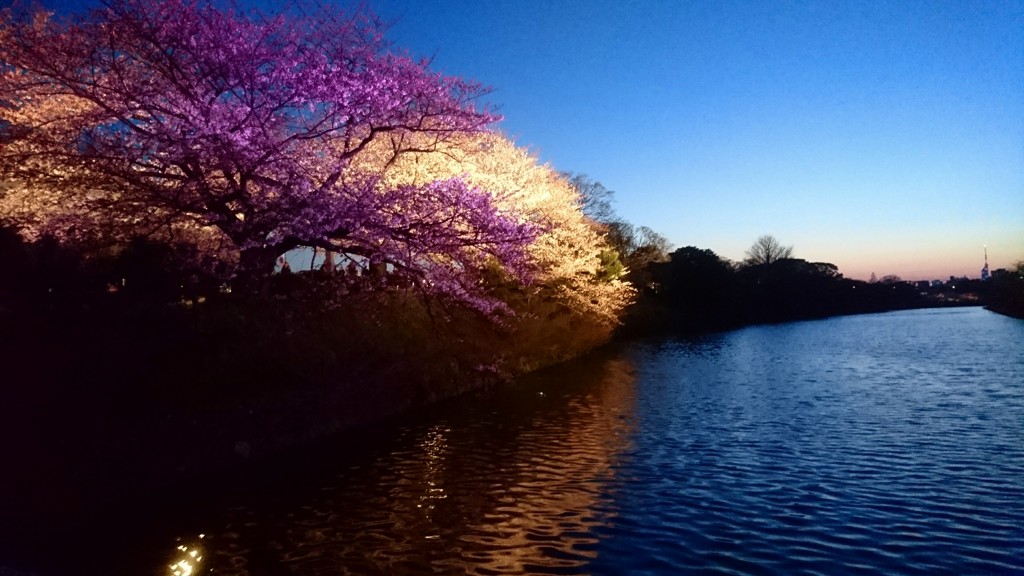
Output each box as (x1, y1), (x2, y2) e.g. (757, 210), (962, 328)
(120, 309), (1024, 575)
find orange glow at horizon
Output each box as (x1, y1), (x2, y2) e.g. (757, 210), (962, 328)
(777, 234), (1024, 282)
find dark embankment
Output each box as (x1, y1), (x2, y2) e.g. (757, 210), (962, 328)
(985, 268), (1024, 319)
(0, 238), (615, 570)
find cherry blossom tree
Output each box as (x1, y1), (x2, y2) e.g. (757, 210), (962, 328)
(0, 0), (536, 308)
(350, 131), (635, 326)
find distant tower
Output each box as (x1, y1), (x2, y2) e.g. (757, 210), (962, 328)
(981, 246), (990, 281)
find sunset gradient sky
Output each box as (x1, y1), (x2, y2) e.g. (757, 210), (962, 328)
(40, 0), (1024, 280)
(372, 0), (1023, 281)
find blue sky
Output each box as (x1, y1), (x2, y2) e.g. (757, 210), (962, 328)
(36, 0), (1024, 280)
(372, 0), (1023, 280)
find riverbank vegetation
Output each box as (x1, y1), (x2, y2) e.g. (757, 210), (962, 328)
(0, 0), (639, 377)
(623, 236), (1021, 335)
(986, 261), (1024, 319)
(0, 0), (647, 541)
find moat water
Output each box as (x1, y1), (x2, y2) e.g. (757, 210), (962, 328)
(39, 307), (1024, 574)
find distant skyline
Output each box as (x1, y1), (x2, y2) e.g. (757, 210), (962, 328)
(36, 0), (1024, 280)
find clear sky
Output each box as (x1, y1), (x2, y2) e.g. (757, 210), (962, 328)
(35, 0), (1024, 280)
(370, 0), (1023, 281)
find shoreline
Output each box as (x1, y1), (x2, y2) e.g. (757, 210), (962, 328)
(1, 298), (1015, 574)
(0, 291), (613, 572)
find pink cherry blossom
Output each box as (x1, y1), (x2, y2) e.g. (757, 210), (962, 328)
(0, 0), (536, 313)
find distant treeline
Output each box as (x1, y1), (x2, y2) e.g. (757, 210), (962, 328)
(623, 245), (1024, 335)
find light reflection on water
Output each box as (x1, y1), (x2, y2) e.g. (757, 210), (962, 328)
(154, 356), (638, 575)
(136, 308), (1024, 575)
(166, 535), (205, 576)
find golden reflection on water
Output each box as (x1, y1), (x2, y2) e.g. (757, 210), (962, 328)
(451, 357), (637, 574)
(167, 534), (205, 576)
(161, 353), (638, 575)
(362, 355), (640, 574)
(416, 424), (451, 523)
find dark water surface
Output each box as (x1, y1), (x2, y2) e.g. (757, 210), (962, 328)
(65, 308), (1024, 574)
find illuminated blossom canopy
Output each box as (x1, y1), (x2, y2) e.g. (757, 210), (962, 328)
(0, 0), (537, 310)
(351, 131), (635, 326)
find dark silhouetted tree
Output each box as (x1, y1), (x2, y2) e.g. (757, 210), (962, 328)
(645, 246), (742, 330)
(744, 235), (793, 266)
(561, 173), (671, 282)
(562, 172), (616, 225)
(604, 222), (671, 274)
(986, 259), (1024, 318)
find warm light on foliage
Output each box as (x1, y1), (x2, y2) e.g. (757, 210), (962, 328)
(350, 131), (635, 325)
(0, 0), (538, 312)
